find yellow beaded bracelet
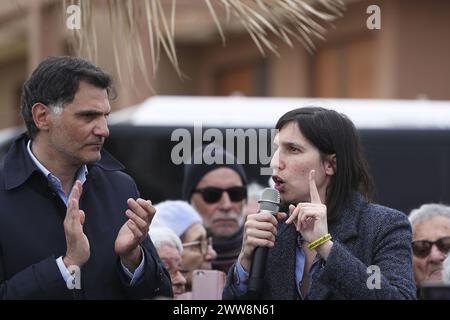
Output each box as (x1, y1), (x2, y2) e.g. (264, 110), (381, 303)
(307, 233), (332, 250)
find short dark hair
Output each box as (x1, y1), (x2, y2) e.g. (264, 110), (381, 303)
(275, 107), (375, 222)
(20, 56), (113, 139)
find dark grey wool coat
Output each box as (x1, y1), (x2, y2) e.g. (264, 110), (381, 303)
(223, 193), (417, 300)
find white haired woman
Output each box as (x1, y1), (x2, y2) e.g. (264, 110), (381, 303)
(152, 200), (217, 291)
(149, 226), (187, 297)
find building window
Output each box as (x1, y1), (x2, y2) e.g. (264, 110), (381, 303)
(214, 61), (267, 96)
(313, 36), (375, 98)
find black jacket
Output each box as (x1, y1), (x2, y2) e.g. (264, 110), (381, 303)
(0, 134), (172, 299)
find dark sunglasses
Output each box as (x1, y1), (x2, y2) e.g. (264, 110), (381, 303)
(412, 236), (450, 258)
(193, 186), (247, 204)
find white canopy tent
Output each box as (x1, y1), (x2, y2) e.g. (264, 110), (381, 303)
(3, 96), (450, 146)
(0, 126), (23, 145)
(108, 95), (450, 129)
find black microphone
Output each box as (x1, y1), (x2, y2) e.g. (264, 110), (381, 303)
(248, 188), (280, 296)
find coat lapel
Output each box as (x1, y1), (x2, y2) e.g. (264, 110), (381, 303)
(309, 194), (364, 299)
(265, 222), (298, 299)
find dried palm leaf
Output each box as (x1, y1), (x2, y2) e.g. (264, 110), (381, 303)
(64, 0), (344, 85)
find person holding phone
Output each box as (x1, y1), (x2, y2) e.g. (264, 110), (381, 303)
(152, 200), (218, 291)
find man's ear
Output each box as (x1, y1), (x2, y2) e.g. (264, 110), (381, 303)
(324, 154), (336, 176)
(31, 103), (52, 131)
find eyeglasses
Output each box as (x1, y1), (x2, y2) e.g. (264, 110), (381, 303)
(192, 186), (247, 204)
(163, 263), (183, 278)
(412, 236), (450, 258)
(182, 237), (213, 255)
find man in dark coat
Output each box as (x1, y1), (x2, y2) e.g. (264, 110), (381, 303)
(0, 56), (172, 299)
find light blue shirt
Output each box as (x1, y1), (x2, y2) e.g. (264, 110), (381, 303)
(233, 234), (320, 298)
(27, 141), (88, 205)
(26, 140), (145, 287)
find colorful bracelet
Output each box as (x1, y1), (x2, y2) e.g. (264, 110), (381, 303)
(307, 233), (332, 250)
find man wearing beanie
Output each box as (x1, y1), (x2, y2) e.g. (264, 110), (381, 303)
(182, 144), (248, 273)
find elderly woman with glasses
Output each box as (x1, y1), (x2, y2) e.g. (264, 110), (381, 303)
(151, 200), (218, 291)
(149, 226), (187, 297)
(409, 203), (450, 289)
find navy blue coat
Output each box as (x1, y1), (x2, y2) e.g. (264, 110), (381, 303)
(223, 193), (417, 299)
(0, 134), (172, 299)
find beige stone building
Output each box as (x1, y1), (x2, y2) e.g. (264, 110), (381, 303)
(0, 0), (449, 130)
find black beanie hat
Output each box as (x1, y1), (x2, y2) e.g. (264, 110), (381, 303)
(182, 144), (248, 202)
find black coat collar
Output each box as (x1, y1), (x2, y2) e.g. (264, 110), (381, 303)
(3, 133), (124, 190)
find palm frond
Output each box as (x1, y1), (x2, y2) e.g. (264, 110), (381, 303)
(66, 0), (345, 84)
